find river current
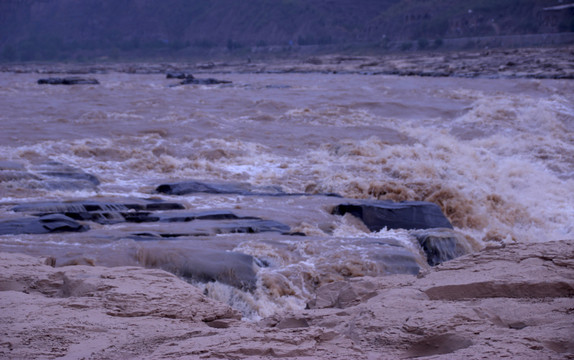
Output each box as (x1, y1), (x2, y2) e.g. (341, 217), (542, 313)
(0, 71), (573, 318)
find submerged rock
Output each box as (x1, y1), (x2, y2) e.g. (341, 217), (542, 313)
(0, 214), (89, 235)
(179, 77), (232, 85)
(0, 170), (39, 183)
(137, 248), (259, 291)
(0, 161), (25, 170)
(332, 200), (453, 231)
(33, 162), (100, 191)
(166, 72), (193, 79)
(370, 243), (422, 274)
(413, 228), (470, 266)
(40, 171), (100, 191)
(38, 77), (99, 85)
(0, 161), (100, 191)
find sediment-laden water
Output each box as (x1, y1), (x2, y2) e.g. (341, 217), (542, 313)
(1, 70), (572, 318)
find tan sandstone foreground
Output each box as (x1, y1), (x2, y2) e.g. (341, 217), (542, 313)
(1, 240), (573, 359)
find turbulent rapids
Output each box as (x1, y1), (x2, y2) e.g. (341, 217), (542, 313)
(0, 69), (573, 318)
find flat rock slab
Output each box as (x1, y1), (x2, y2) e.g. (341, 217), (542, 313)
(0, 214), (89, 235)
(418, 240), (574, 300)
(332, 200), (453, 231)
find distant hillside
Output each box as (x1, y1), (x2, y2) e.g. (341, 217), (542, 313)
(0, 0), (572, 62)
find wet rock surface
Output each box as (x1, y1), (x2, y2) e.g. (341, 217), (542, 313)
(10, 198), (292, 238)
(332, 200), (454, 231)
(1, 240), (572, 359)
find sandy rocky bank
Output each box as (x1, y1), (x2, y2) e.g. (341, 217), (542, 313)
(1, 239), (573, 359)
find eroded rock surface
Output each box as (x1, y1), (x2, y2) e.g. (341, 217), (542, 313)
(1, 240), (572, 359)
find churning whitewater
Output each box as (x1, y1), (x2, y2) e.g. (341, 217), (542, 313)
(0, 70), (572, 318)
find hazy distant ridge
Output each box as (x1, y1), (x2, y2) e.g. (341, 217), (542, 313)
(0, 0), (571, 61)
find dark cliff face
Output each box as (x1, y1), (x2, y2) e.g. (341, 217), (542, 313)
(0, 0), (570, 62)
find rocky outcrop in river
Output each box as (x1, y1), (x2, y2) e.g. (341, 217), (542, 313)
(1, 170), (468, 292)
(37, 77), (99, 85)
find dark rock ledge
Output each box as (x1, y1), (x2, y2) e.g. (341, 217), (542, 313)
(0, 214), (89, 235)
(332, 200), (453, 231)
(12, 199), (185, 225)
(37, 77), (99, 85)
(166, 72), (232, 86)
(332, 200), (470, 265)
(155, 179), (341, 197)
(9, 198), (293, 237)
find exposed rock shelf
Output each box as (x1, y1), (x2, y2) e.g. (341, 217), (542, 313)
(1, 240), (572, 359)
